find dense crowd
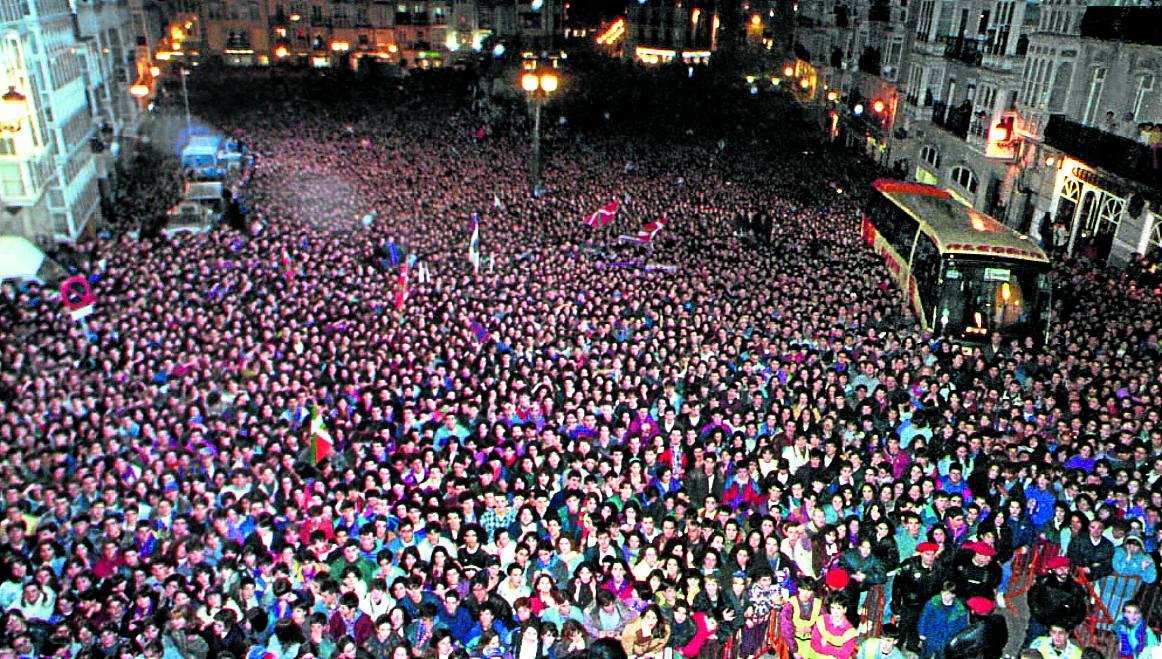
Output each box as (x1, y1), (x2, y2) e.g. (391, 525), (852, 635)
(1, 69), (1161, 659)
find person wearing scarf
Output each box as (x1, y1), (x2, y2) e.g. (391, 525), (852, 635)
(1115, 602), (1159, 659)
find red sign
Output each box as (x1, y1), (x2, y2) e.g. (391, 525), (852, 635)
(60, 276), (95, 310)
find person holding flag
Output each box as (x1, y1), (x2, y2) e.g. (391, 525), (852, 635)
(308, 405), (333, 465)
(468, 212), (481, 274)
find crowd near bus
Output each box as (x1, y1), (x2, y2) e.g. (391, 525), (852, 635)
(0, 69), (1161, 659)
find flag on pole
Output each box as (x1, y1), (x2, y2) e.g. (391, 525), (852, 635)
(583, 199), (620, 228)
(468, 213), (481, 274)
(308, 406), (333, 465)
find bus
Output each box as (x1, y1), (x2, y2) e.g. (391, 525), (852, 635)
(862, 178), (1052, 343)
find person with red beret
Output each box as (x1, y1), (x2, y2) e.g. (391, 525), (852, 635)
(1025, 555), (1087, 646)
(893, 541), (948, 653)
(953, 542), (1002, 602)
(943, 596), (1008, 659)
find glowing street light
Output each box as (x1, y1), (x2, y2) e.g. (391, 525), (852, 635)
(0, 86), (28, 133)
(872, 99), (886, 113)
(783, 65), (794, 77)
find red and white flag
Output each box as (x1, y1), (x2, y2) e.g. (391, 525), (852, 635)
(637, 215), (666, 243)
(583, 199), (620, 228)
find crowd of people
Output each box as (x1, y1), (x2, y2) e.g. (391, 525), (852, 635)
(1, 67), (1161, 659)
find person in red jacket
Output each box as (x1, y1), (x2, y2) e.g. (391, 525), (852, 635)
(328, 593), (374, 645)
(723, 461), (764, 510)
(680, 610), (724, 658)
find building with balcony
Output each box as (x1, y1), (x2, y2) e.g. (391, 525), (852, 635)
(75, 0), (142, 207)
(0, 0), (111, 242)
(890, 0), (1031, 217)
(1013, 5), (1162, 266)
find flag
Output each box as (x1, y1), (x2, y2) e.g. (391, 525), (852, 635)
(493, 194), (503, 210)
(584, 199), (620, 228)
(470, 321), (491, 346)
(468, 213), (481, 274)
(637, 215), (667, 243)
(618, 215), (668, 244)
(308, 406), (333, 465)
(394, 263), (409, 311)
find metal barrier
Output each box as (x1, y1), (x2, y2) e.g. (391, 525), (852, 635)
(1074, 572), (1115, 656)
(695, 585), (883, 659)
(1004, 542), (1062, 610)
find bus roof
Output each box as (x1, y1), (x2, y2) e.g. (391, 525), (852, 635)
(872, 178), (1049, 264)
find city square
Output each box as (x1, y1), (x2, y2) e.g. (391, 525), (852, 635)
(0, 2), (1161, 659)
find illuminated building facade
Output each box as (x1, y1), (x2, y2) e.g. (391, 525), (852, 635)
(0, 0), (133, 241)
(195, 0), (562, 69)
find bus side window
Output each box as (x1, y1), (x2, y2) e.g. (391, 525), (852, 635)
(911, 233), (941, 320)
(870, 199), (920, 258)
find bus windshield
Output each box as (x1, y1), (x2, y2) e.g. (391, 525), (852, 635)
(936, 256), (1051, 342)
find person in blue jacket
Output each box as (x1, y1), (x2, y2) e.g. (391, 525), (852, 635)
(917, 581), (970, 659)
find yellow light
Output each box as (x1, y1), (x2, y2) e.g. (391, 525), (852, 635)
(989, 125), (1009, 142)
(799, 77), (810, 89)
(826, 91), (839, 102)
(156, 51), (171, 60)
(1001, 282), (1012, 303)
(521, 73), (539, 92)
(130, 83), (150, 97)
(872, 99), (885, 113)
(171, 27), (184, 40)
(1044, 155), (1056, 167)
(540, 74), (558, 93)
(691, 8), (700, 25)
(783, 65), (794, 77)
(290, 12), (300, 21)
(149, 66), (161, 77)
(974, 311), (983, 328)
(274, 45), (289, 58)
(751, 14), (761, 25)
(387, 44), (399, 53)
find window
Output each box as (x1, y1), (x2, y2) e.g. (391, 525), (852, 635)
(866, 194), (921, 259)
(1082, 66), (1105, 126)
(951, 166), (978, 194)
(920, 144), (941, 168)
(1134, 74), (1155, 119)
(912, 233), (942, 321)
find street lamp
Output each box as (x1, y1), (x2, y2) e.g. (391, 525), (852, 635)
(521, 70), (558, 193)
(0, 86), (28, 133)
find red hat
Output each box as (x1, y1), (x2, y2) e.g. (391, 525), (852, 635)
(1045, 556), (1070, 570)
(966, 596), (995, 615)
(972, 543), (996, 557)
(825, 568), (850, 590)
(916, 542), (940, 553)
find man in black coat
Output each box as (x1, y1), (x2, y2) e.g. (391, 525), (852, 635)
(945, 596), (1008, 659)
(1025, 555), (1089, 645)
(953, 542), (1003, 601)
(892, 542), (947, 652)
(1066, 517), (1115, 581)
